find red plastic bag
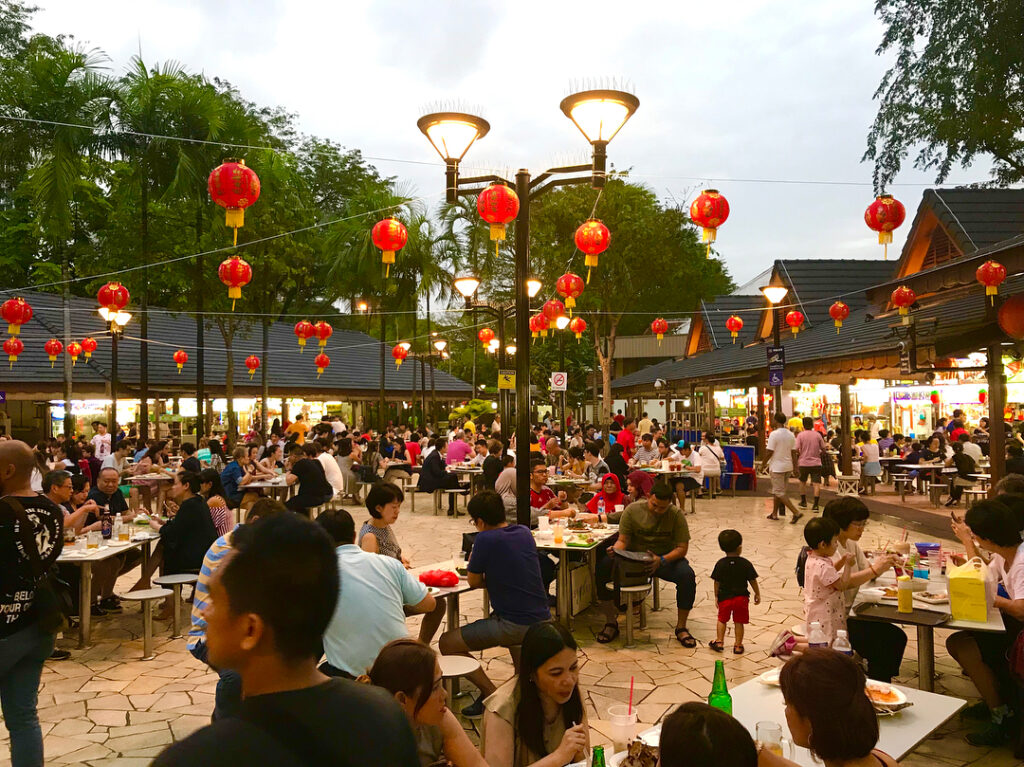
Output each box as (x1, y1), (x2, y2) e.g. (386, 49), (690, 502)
(419, 570), (458, 588)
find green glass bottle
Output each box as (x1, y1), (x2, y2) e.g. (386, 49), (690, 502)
(708, 659), (732, 715)
(592, 745), (606, 767)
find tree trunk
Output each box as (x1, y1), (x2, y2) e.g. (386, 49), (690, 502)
(219, 321), (237, 448)
(61, 251), (73, 438)
(593, 318), (618, 423)
(195, 205), (205, 439)
(139, 177), (150, 441)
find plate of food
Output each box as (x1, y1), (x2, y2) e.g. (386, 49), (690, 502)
(455, 566), (468, 579)
(916, 590), (949, 604)
(865, 681), (907, 708)
(757, 667), (782, 686)
(864, 586), (899, 601)
(612, 739), (659, 767)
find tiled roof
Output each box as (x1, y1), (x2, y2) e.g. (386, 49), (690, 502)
(700, 295), (761, 349)
(776, 259), (897, 328)
(924, 188), (1024, 254)
(3, 291), (471, 395)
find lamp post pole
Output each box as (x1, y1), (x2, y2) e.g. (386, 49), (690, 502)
(379, 311), (386, 434)
(772, 307), (782, 416)
(513, 169), (532, 519)
(110, 329), (118, 432)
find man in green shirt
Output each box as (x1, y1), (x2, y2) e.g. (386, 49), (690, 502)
(594, 482), (697, 647)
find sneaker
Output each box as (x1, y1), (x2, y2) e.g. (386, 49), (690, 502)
(960, 700), (990, 721)
(49, 649), (71, 661)
(90, 604), (107, 617)
(966, 717), (1014, 746)
(99, 597), (123, 613)
(462, 697), (485, 719)
(799, 498), (807, 508)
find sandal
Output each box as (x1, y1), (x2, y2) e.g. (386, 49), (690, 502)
(674, 627), (697, 648)
(709, 640), (724, 652)
(596, 622), (620, 644)
(733, 645), (745, 655)
(766, 513), (779, 520)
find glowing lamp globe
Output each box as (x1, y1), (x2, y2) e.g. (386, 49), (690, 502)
(218, 256), (252, 310)
(244, 354), (260, 380)
(294, 320), (315, 352)
(829, 301), (850, 334)
(208, 159), (261, 246)
(4, 337), (24, 368)
(371, 217), (408, 278)
(555, 273), (585, 316)
(725, 315), (743, 343)
(785, 310), (804, 336)
(1, 297), (32, 335)
(44, 338), (63, 368)
(173, 349), (188, 373)
(314, 353), (330, 379)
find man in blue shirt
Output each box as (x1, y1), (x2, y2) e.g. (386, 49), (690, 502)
(220, 447), (255, 508)
(438, 490), (551, 718)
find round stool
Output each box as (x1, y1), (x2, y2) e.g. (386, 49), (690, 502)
(153, 573), (199, 639)
(605, 582), (651, 647)
(122, 588), (173, 660)
(439, 654), (481, 701)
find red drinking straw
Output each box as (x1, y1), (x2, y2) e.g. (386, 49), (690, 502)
(628, 675), (634, 716)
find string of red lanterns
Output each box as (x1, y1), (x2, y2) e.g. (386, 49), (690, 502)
(294, 320), (315, 352)
(218, 256), (252, 311)
(66, 340), (82, 366)
(568, 316), (587, 342)
(477, 327), (495, 349)
(785, 310), (804, 335)
(977, 260), (1007, 303)
(44, 338), (63, 368)
(313, 321), (333, 348)
(314, 352), (330, 379)
(4, 337), (23, 368)
(651, 317), (668, 344)
(392, 344), (408, 369)
(689, 189), (730, 258)
(530, 314), (549, 339)
(890, 285), (916, 324)
(81, 336), (96, 360)
(1, 297), (32, 335)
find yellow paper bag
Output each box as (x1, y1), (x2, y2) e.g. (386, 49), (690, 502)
(948, 557), (989, 623)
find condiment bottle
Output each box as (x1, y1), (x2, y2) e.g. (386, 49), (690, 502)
(897, 574), (914, 613)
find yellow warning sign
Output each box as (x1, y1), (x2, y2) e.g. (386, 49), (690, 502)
(498, 370), (516, 390)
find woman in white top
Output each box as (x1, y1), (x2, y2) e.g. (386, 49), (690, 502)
(697, 433), (725, 496)
(948, 499), (1024, 746)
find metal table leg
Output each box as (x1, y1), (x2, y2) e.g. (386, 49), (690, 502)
(78, 561), (92, 648)
(445, 593), (462, 697)
(556, 552), (571, 629)
(917, 625), (935, 692)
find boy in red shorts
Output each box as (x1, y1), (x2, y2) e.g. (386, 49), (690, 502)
(710, 529), (760, 654)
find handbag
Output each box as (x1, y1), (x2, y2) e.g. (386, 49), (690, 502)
(611, 549), (655, 607)
(0, 497), (73, 633)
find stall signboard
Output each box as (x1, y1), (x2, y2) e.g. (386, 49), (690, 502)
(716, 407), (748, 417)
(891, 389), (933, 402)
(767, 346), (784, 387)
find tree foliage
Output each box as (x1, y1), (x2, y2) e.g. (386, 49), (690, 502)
(865, 0), (1024, 189)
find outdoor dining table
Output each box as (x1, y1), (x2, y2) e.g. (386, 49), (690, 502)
(245, 476), (292, 502)
(409, 558), (479, 633)
(533, 525), (619, 629)
(447, 465), (484, 496)
(855, 576), (1005, 692)
(620, 676), (964, 766)
(57, 528), (162, 648)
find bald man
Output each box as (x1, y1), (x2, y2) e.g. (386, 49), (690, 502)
(0, 440), (65, 766)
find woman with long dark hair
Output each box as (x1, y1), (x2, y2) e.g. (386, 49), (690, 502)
(199, 468), (232, 536)
(482, 621), (588, 767)
(364, 639), (487, 767)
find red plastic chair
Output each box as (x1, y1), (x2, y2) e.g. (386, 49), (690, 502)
(729, 451), (757, 491)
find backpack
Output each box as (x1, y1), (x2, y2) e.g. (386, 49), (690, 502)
(795, 545), (810, 588)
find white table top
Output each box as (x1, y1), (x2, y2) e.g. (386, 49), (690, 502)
(545, 476), (591, 486)
(631, 677), (964, 765)
(128, 472), (174, 482)
(447, 465), (482, 474)
(533, 526), (618, 552)
(58, 530), (160, 563)
(246, 478), (289, 489)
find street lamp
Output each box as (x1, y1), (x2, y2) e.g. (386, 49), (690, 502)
(453, 275), (481, 299)
(98, 307), (132, 434)
(526, 276), (543, 299)
(760, 283), (790, 417)
(421, 86), (638, 527)
(554, 314), (570, 331)
(505, 342), (517, 356)
(432, 337), (449, 354)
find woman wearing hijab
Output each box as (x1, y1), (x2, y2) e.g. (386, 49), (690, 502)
(584, 473), (626, 521)
(626, 470), (655, 502)
(604, 443), (629, 489)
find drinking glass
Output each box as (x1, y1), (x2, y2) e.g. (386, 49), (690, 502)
(86, 531), (101, 549)
(75, 536), (87, 552)
(755, 722), (794, 758)
(538, 515), (550, 531)
(608, 704), (637, 752)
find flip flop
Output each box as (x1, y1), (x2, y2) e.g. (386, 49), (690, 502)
(674, 627), (697, 648)
(709, 640), (724, 652)
(733, 645), (745, 655)
(596, 622), (620, 644)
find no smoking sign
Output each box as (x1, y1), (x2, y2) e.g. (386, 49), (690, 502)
(550, 371), (567, 391)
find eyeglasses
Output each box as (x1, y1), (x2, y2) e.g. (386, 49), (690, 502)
(850, 520), (868, 528)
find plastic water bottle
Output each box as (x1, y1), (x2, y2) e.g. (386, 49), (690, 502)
(832, 629), (853, 656)
(807, 621), (829, 649)
(597, 497), (605, 519)
(112, 513), (123, 542)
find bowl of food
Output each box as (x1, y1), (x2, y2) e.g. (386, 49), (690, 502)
(757, 667), (781, 686)
(865, 681), (907, 711)
(615, 740), (659, 767)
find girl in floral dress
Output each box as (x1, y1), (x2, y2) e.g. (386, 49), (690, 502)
(802, 517), (851, 643)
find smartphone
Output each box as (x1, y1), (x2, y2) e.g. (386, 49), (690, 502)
(950, 510), (964, 524)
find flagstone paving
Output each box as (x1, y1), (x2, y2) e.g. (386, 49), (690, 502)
(1, 491), (1018, 766)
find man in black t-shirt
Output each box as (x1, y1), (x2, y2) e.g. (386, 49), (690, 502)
(0, 441), (64, 766)
(284, 445), (333, 517)
(481, 439), (503, 490)
(153, 513), (418, 767)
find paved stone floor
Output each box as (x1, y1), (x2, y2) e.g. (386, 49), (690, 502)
(2, 489), (1021, 766)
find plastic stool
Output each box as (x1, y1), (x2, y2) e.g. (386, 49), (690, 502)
(439, 654), (481, 701)
(606, 582), (652, 647)
(153, 573), (199, 639)
(122, 588), (173, 659)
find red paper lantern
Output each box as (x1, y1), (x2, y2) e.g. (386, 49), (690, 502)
(568, 315), (587, 342)
(478, 327), (495, 349)
(864, 194), (906, 259)
(81, 336), (97, 360)
(542, 298), (566, 324)
(208, 159), (261, 246)
(371, 217), (408, 278)
(651, 318), (669, 344)
(66, 340), (83, 366)
(574, 219), (611, 283)
(930, 390), (940, 405)
(998, 294), (1024, 340)
(689, 189), (730, 257)
(555, 273), (585, 316)
(725, 315), (743, 343)
(785, 310), (804, 335)
(1, 297), (32, 335)
(392, 344), (409, 369)
(173, 349), (188, 373)
(4, 337), (23, 368)
(313, 320), (333, 348)
(97, 282), (130, 313)
(294, 320), (315, 352)
(244, 354), (260, 380)
(218, 256), (252, 310)
(890, 285), (916, 322)
(976, 260), (1007, 299)
(314, 352), (330, 379)
(530, 313), (550, 339)
(829, 301), (850, 334)
(476, 184), (519, 252)
(44, 338), (63, 368)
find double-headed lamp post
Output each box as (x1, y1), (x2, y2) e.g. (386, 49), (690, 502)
(98, 306), (132, 434)
(760, 284), (789, 417)
(421, 89), (638, 526)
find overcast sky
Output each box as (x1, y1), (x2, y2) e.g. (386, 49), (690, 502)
(32, 0), (991, 288)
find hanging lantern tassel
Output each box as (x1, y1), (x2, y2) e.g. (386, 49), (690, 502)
(585, 255), (597, 284)
(383, 250), (394, 278)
